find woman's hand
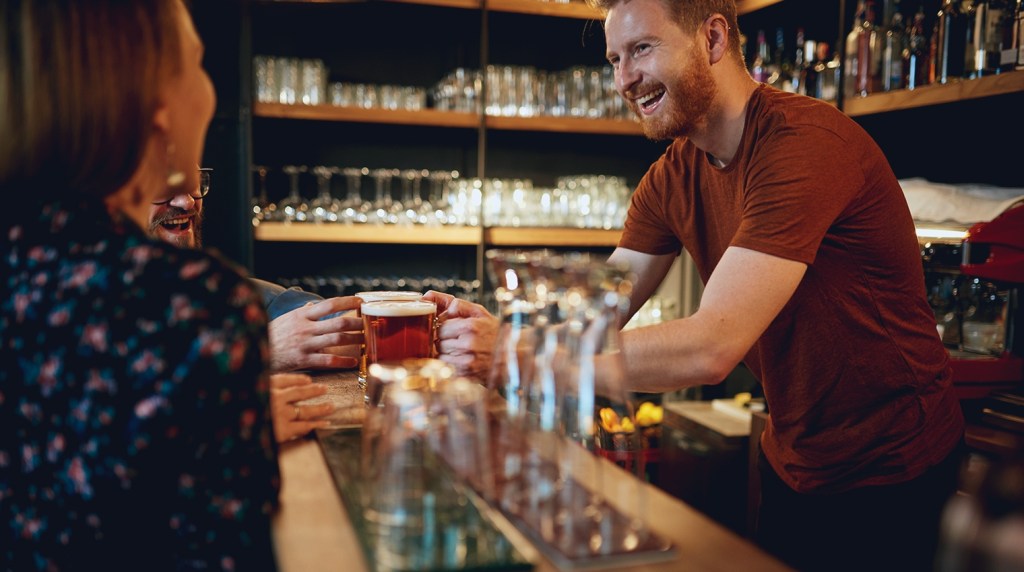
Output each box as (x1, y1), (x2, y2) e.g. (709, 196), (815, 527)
(269, 373), (336, 442)
(422, 290), (499, 382)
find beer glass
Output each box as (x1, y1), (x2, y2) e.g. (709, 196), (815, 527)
(362, 300), (436, 371)
(355, 291), (424, 397)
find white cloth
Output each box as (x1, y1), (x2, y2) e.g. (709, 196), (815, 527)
(900, 178), (1024, 226)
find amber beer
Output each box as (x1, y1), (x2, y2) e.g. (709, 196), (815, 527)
(355, 291), (423, 392)
(362, 300), (436, 376)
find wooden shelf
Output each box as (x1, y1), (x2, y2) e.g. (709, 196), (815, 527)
(264, 0), (777, 17)
(487, 0), (602, 19)
(485, 114), (642, 135)
(253, 103), (644, 136)
(844, 71), (1024, 116)
(735, 0), (783, 15)
(255, 223), (622, 247)
(254, 222), (483, 245)
(485, 227), (621, 247)
(253, 102), (480, 129)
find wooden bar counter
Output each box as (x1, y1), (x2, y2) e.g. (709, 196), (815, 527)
(272, 371), (791, 572)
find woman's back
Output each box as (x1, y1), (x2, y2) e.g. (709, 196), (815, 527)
(1, 198), (279, 570)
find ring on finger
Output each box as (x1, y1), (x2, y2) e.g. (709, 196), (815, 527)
(293, 405), (301, 421)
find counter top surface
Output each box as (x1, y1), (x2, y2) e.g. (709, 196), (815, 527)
(271, 370), (792, 572)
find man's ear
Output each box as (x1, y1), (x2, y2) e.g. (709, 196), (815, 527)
(706, 14), (730, 65)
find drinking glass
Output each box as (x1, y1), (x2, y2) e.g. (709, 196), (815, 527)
(365, 168), (395, 225)
(308, 166), (343, 223)
(355, 291), (426, 399)
(339, 167), (368, 224)
(250, 165), (276, 226)
(277, 165), (309, 222)
(362, 300), (436, 368)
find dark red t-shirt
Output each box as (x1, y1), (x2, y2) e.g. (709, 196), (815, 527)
(620, 85), (964, 493)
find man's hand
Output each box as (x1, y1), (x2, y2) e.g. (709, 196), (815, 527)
(422, 290), (499, 382)
(268, 296), (362, 372)
(269, 373), (335, 442)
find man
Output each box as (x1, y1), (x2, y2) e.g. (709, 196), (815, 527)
(150, 170), (362, 441)
(431, 1), (965, 569)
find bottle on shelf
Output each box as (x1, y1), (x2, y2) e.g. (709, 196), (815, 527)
(774, 27), (793, 91)
(936, 0), (969, 83)
(905, 6), (931, 89)
(845, 0), (867, 100)
(1017, 0), (1024, 68)
(791, 28), (807, 94)
(855, 0), (883, 96)
(974, 0), (1017, 74)
(750, 29), (773, 83)
(883, 7), (906, 91)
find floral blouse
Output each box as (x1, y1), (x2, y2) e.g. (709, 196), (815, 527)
(1, 199), (280, 571)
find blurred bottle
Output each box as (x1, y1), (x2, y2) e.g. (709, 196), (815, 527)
(976, 0), (1017, 74)
(750, 29), (772, 83)
(773, 27), (792, 90)
(883, 8), (907, 90)
(790, 28), (807, 94)
(856, 0), (883, 96)
(905, 6), (931, 89)
(844, 0), (867, 99)
(936, 0), (969, 83)
(798, 37), (816, 95)
(1017, 0), (1024, 68)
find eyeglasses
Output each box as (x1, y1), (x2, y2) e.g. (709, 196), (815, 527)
(152, 168), (212, 205)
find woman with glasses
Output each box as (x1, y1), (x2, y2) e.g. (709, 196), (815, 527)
(1, 2), (279, 569)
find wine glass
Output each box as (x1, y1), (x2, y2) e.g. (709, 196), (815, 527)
(277, 165), (309, 223)
(366, 168), (395, 225)
(250, 165), (276, 226)
(398, 169), (424, 225)
(308, 165), (341, 223)
(340, 167), (368, 224)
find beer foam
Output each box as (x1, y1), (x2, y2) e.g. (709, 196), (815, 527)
(361, 300), (436, 317)
(355, 291), (423, 302)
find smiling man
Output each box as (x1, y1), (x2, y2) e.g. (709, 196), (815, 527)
(586, 0), (965, 570)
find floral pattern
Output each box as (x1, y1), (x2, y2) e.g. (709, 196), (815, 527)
(1, 199), (279, 571)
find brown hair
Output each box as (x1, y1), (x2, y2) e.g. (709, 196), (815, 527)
(587, 0), (745, 63)
(0, 0), (183, 201)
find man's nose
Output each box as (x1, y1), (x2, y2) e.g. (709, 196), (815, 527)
(168, 193), (196, 210)
(616, 60), (640, 95)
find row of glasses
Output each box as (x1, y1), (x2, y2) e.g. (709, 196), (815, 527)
(253, 56), (327, 105)
(480, 175), (632, 229)
(433, 64), (633, 119)
(330, 82), (427, 111)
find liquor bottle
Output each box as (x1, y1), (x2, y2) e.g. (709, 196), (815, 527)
(792, 29), (808, 94)
(844, 0), (867, 99)
(1017, 0), (1024, 68)
(883, 9), (906, 90)
(819, 43), (842, 104)
(856, 1), (883, 96)
(905, 6), (931, 89)
(987, 0), (1017, 73)
(964, 0), (981, 77)
(936, 0), (969, 83)
(773, 27), (793, 91)
(751, 29), (772, 83)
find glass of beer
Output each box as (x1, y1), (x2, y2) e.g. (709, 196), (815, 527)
(355, 291), (423, 396)
(361, 299), (436, 400)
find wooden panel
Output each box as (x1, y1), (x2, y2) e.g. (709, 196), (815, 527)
(735, 0), (783, 15)
(382, 0), (480, 9)
(485, 227), (622, 247)
(485, 114), (642, 136)
(254, 221), (483, 245)
(253, 102), (481, 129)
(487, 0), (603, 19)
(844, 71), (1024, 117)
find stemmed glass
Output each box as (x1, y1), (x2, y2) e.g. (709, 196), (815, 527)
(250, 165), (276, 225)
(277, 165), (309, 223)
(366, 168), (396, 224)
(427, 170), (454, 225)
(308, 165), (341, 223)
(340, 167), (368, 224)
(398, 169), (425, 225)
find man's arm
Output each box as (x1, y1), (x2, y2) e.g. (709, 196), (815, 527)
(620, 246), (806, 393)
(607, 247), (677, 325)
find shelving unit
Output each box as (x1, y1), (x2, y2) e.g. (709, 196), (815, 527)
(196, 0), (1024, 302)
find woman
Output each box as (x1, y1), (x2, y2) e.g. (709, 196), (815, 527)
(1, 2), (279, 569)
